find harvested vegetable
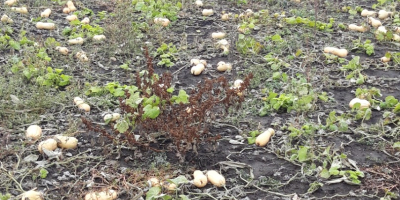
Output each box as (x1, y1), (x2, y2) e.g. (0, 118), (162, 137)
(81, 17), (90, 24)
(154, 17), (170, 27)
(66, 14), (78, 21)
(84, 189), (117, 200)
(56, 46), (69, 55)
(93, 35), (106, 41)
(211, 32), (226, 39)
(36, 22), (56, 30)
(40, 8), (51, 18)
(21, 190), (44, 200)
(206, 170), (225, 187)
(202, 9), (214, 16)
(221, 13), (230, 21)
(375, 26), (387, 34)
(361, 9), (376, 17)
(193, 170), (208, 188)
(1, 14), (13, 23)
(381, 56), (390, 63)
(78, 103), (91, 112)
(148, 177), (160, 187)
(73, 97), (84, 105)
(216, 39), (229, 54)
(104, 113), (120, 122)
(11, 7), (28, 14)
(38, 138), (57, 153)
(63, 7), (71, 14)
(68, 37), (84, 45)
(66, 0), (77, 12)
(76, 51), (89, 62)
(323, 47), (348, 57)
(378, 10), (392, 20)
(217, 61), (232, 72)
(349, 98), (371, 109)
(54, 135), (78, 149)
(4, 0), (17, 6)
(368, 17), (382, 28)
(191, 63), (205, 75)
(348, 24), (367, 32)
(255, 128), (275, 147)
(26, 125), (42, 140)
(190, 59), (207, 66)
(195, 0), (203, 6)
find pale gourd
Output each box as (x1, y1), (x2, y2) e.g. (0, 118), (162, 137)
(63, 7), (71, 14)
(68, 37), (84, 45)
(348, 24), (367, 32)
(54, 135), (78, 149)
(202, 9), (214, 16)
(93, 35), (106, 41)
(66, 15), (78, 21)
(26, 125), (42, 140)
(395, 27), (400, 34)
(66, 0), (77, 12)
(216, 39), (229, 54)
(376, 26), (387, 34)
(233, 79), (243, 88)
(21, 190), (44, 200)
(38, 138), (58, 153)
(255, 128), (275, 147)
(368, 17), (382, 28)
(84, 189), (117, 200)
(221, 13), (230, 21)
(36, 22), (56, 30)
(193, 170), (208, 188)
(104, 113), (120, 122)
(148, 177), (160, 187)
(81, 17), (90, 24)
(56, 46), (69, 55)
(154, 17), (170, 27)
(191, 63), (205, 75)
(378, 10), (392, 20)
(217, 61), (232, 72)
(1, 14), (13, 23)
(74, 97), (84, 105)
(349, 98), (371, 109)
(323, 47), (348, 57)
(360, 9), (376, 17)
(393, 34), (400, 42)
(40, 8), (51, 18)
(211, 32), (226, 39)
(380, 56), (390, 63)
(195, 0), (203, 6)
(206, 170), (225, 187)
(11, 7), (28, 14)
(4, 0), (18, 6)
(78, 103), (91, 112)
(76, 51), (89, 62)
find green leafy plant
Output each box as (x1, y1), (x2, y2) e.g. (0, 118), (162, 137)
(341, 56), (366, 84)
(352, 39), (374, 56)
(155, 42), (178, 67)
(285, 16), (334, 31)
(247, 130), (261, 144)
(132, 0), (181, 21)
(236, 34), (263, 54)
(0, 193), (11, 200)
(264, 53), (290, 71)
(36, 67), (72, 88)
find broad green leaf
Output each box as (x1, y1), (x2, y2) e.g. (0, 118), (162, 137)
(298, 146), (309, 162)
(179, 195), (190, 200)
(142, 105), (160, 119)
(168, 175), (189, 185)
(114, 119), (129, 133)
(146, 187), (161, 200)
(393, 142), (400, 149)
